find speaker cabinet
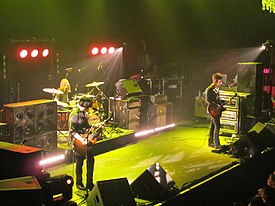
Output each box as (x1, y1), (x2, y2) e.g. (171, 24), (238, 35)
(115, 79), (143, 99)
(118, 107), (140, 131)
(0, 141), (43, 180)
(131, 162), (176, 201)
(3, 99), (57, 147)
(148, 103), (167, 128)
(0, 176), (42, 206)
(237, 62), (263, 115)
(24, 130), (57, 151)
(87, 178), (136, 206)
(163, 78), (183, 98)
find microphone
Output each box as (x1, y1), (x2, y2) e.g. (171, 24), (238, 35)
(97, 61), (103, 70)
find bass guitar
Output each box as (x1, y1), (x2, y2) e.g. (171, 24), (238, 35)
(207, 92), (237, 118)
(73, 116), (111, 157)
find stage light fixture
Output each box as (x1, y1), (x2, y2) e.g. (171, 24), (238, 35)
(108, 46), (115, 54)
(101, 47), (108, 54)
(19, 49), (28, 58)
(41, 174), (74, 205)
(42, 48), (50, 57)
(91, 47), (99, 55)
(31, 49), (39, 58)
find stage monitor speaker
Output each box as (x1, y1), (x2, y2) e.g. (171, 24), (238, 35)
(130, 162), (177, 201)
(237, 62), (263, 115)
(0, 141), (43, 180)
(230, 122), (275, 157)
(115, 79), (143, 99)
(3, 99), (57, 147)
(87, 178), (136, 206)
(0, 176), (42, 206)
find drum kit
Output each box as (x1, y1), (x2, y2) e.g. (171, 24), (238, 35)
(43, 81), (108, 127)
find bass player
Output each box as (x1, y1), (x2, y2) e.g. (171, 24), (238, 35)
(205, 72), (224, 149)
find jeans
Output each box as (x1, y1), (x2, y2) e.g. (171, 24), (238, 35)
(209, 115), (221, 147)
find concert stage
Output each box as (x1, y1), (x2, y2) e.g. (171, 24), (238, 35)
(47, 119), (249, 205)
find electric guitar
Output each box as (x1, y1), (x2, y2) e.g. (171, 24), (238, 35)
(73, 116), (111, 157)
(207, 92), (238, 118)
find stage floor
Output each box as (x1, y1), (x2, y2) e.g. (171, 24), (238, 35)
(47, 119), (239, 205)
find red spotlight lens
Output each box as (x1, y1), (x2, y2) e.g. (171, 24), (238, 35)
(31, 49), (39, 58)
(101, 47), (107, 55)
(91, 47), (99, 55)
(19, 49), (28, 59)
(108, 47), (115, 54)
(42, 49), (50, 57)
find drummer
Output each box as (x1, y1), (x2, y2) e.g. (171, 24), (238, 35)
(55, 78), (71, 110)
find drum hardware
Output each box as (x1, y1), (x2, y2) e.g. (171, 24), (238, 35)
(57, 110), (71, 142)
(85, 81), (104, 88)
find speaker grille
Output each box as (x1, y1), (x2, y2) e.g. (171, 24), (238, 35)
(3, 99), (57, 150)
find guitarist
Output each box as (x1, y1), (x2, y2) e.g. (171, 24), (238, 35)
(69, 96), (96, 191)
(205, 73), (224, 149)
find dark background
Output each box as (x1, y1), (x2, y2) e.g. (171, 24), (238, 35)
(0, 0), (275, 115)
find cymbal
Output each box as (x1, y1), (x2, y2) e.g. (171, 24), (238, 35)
(43, 88), (63, 95)
(85, 81), (104, 87)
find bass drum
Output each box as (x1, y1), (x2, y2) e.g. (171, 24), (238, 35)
(87, 109), (101, 126)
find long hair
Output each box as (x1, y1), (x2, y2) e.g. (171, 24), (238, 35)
(59, 78), (71, 92)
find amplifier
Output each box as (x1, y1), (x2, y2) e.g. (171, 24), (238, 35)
(220, 120), (238, 134)
(149, 94), (167, 104)
(220, 91), (239, 109)
(120, 98), (141, 109)
(221, 110), (238, 121)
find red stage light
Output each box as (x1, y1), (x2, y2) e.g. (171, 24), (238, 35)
(108, 47), (115, 54)
(19, 49), (28, 59)
(91, 47), (99, 55)
(42, 49), (50, 57)
(101, 47), (107, 54)
(31, 49), (39, 58)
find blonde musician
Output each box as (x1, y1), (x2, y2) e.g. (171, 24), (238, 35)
(54, 78), (71, 109)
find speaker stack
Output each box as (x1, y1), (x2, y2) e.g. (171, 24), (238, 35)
(237, 62), (263, 115)
(3, 99), (57, 151)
